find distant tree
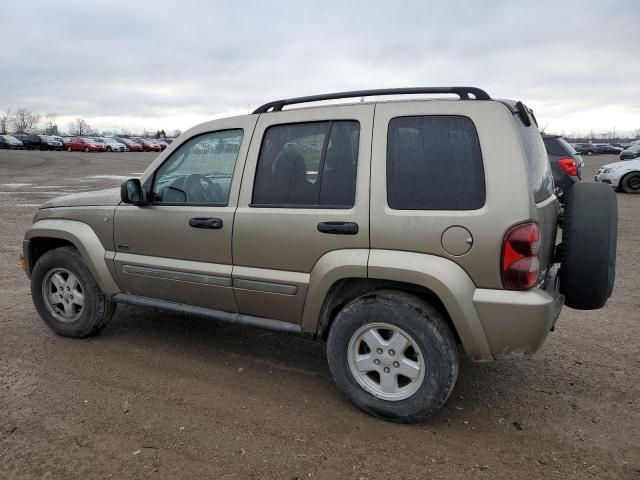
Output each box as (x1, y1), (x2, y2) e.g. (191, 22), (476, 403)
(171, 129), (181, 138)
(12, 107), (41, 132)
(68, 118), (91, 136)
(0, 107), (10, 134)
(634, 129), (640, 140)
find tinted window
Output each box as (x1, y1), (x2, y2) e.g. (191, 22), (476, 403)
(152, 129), (243, 205)
(252, 121), (359, 207)
(515, 123), (555, 202)
(543, 136), (576, 156)
(387, 116), (485, 210)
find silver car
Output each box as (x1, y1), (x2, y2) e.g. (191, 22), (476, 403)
(595, 158), (640, 193)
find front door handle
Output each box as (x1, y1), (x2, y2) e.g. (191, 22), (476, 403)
(317, 221), (359, 235)
(189, 217), (223, 229)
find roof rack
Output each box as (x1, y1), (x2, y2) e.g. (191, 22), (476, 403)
(252, 87), (491, 114)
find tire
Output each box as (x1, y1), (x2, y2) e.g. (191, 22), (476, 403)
(31, 247), (115, 337)
(620, 172), (640, 194)
(560, 183), (617, 309)
(84, 147), (90, 152)
(586, 150), (593, 156)
(106, 146), (112, 152)
(67, 146), (72, 152)
(327, 290), (459, 423)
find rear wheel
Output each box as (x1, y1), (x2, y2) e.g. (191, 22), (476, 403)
(620, 172), (640, 194)
(106, 146), (112, 152)
(31, 247), (115, 337)
(66, 146), (72, 152)
(84, 147), (90, 152)
(560, 183), (617, 309)
(327, 290), (459, 423)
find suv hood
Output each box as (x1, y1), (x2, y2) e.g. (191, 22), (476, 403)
(41, 187), (121, 209)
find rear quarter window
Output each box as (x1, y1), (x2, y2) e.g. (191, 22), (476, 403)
(386, 115), (485, 210)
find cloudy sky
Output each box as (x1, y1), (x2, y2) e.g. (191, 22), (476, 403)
(1, 0), (638, 136)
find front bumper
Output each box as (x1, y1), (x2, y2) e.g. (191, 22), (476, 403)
(594, 169), (621, 188)
(473, 267), (564, 359)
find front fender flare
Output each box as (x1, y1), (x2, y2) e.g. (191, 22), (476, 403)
(24, 219), (120, 294)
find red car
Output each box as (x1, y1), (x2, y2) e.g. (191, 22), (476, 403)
(117, 138), (144, 152)
(135, 138), (162, 152)
(64, 137), (106, 152)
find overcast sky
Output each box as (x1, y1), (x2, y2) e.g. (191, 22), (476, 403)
(1, 0), (638, 135)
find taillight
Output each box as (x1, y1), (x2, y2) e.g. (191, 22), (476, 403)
(558, 157), (578, 176)
(501, 222), (541, 290)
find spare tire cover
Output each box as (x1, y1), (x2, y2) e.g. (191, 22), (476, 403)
(559, 183), (618, 310)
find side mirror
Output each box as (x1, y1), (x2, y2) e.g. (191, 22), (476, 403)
(120, 178), (147, 205)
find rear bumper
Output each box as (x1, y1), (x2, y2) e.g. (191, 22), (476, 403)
(473, 267), (564, 359)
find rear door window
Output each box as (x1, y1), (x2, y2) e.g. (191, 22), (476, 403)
(386, 115), (485, 210)
(252, 121), (360, 207)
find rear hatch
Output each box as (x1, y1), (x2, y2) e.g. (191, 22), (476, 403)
(512, 108), (560, 285)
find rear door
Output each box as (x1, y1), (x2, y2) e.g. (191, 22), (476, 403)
(232, 104), (373, 323)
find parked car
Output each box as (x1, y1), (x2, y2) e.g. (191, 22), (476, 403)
(0, 134), (24, 149)
(153, 139), (169, 151)
(572, 143), (598, 155)
(116, 137), (144, 152)
(619, 145), (640, 160)
(595, 158), (640, 193)
(134, 138), (161, 152)
(21, 87), (618, 423)
(21, 134), (62, 150)
(610, 143), (631, 150)
(542, 134), (583, 194)
(65, 137), (107, 152)
(594, 143), (623, 155)
(51, 135), (65, 146)
(91, 137), (127, 152)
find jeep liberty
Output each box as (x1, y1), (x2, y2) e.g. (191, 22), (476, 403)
(21, 87), (618, 422)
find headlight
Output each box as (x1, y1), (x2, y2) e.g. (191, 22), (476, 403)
(603, 168), (619, 173)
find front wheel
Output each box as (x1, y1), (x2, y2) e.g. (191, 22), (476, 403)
(106, 146), (112, 152)
(327, 290), (459, 423)
(620, 172), (640, 194)
(31, 247), (115, 337)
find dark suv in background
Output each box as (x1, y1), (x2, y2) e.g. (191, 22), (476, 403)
(573, 143), (597, 156)
(543, 134), (583, 193)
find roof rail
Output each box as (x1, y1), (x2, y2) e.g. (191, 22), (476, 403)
(252, 87), (491, 114)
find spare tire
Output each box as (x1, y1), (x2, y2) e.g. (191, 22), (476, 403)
(559, 183), (617, 309)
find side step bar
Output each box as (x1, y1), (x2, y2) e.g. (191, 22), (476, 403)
(111, 293), (302, 335)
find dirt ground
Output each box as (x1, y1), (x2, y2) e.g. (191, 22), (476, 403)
(0, 150), (638, 480)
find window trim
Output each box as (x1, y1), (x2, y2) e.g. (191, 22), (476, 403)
(385, 114), (486, 211)
(149, 128), (244, 207)
(250, 119), (360, 209)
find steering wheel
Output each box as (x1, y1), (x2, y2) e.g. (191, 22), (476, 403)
(183, 174), (224, 203)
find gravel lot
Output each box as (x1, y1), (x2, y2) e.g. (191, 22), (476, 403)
(0, 150), (638, 479)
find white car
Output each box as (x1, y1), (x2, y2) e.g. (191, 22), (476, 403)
(91, 137), (127, 152)
(594, 158), (640, 193)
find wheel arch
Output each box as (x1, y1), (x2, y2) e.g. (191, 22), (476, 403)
(24, 219), (120, 294)
(303, 249), (494, 361)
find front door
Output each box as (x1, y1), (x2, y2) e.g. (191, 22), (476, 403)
(113, 117), (257, 311)
(232, 104), (374, 323)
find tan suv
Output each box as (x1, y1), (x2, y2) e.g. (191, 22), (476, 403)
(21, 87), (618, 422)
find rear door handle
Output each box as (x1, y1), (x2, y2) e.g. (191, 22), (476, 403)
(189, 217), (223, 229)
(317, 221), (359, 235)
